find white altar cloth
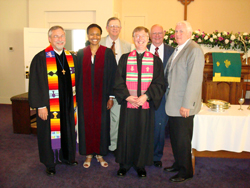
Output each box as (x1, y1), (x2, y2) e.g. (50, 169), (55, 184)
(192, 105), (250, 153)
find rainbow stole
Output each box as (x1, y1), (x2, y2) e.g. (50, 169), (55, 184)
(126, 49), (154, 109)
(45, 45), (77, 150)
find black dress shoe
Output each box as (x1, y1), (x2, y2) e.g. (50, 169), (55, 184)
(62, 161), (78, 166)
(46, 167), (56, 176)
(169, 174), (193, 183)
(137, 168), (147, 178)
(69, 161), (78, 166)
(153, 161), (162, 167)
(163, 166), (179, 173)
(117, 168), (127, 177)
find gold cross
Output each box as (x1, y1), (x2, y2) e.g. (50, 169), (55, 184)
(62, 69), (66, 75)
(178, 0), (194, 20)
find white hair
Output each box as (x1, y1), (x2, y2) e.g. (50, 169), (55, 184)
(176, 21), (193, 33)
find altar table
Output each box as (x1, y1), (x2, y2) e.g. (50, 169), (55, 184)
(192, 105), (250, 174)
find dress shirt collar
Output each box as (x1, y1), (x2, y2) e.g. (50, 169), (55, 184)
(173, 38), (191, 60)
(107, 35), (120, 45)
(176, 38), (190, 53)
(106, 35), (121, 63)
(150, 43), (164, 62)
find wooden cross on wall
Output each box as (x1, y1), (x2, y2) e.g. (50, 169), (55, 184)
(178, 0), (194, 20)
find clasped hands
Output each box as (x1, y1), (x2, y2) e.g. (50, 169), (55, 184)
(126, 94), (147, 108)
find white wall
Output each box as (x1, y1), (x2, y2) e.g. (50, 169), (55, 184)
(0, 0), (28, 103)
(28, 0), (113, 36)
(0, 0), (113, 104)
(1, 0), (250, 104)
(119, 0), (250, 34)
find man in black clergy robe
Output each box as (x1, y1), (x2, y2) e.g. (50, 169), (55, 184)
(29, 26), (78, 176)
(114, 26), (166, 178)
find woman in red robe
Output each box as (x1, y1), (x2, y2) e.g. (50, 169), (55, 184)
(76, 24), (117, 168)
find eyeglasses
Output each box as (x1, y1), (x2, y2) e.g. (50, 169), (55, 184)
(52, 35), (65, 39)
(133, 35), (149, 39)
(109, 25), (121, 29)
(152, 32), (163, 36)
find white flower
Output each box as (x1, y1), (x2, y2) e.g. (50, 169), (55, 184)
(204, 36), (208, 40)
(210, 38), (214, 42)
(169, 40), (173, 45)
(191, 35), (194, 39)
(243, 32), (248, 36)
(231, 42), (235, 46)
(198, 39), (202, 43)
(248, 40), (250, 43)
(230, 35), (235, 40)
(217, 33), (221, 37)
(195, 30), (200, 34)
(225, 39), (229, 44)
(223, 31), (227, 35)
(170, 30), (174, 34)
(213, 35), (217, 39)
(164, 35), (168, 40)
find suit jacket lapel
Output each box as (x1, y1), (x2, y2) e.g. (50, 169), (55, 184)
(163, 44), (168, 68)
(120, 39), (125, 54)
(169, 40), (192, 72)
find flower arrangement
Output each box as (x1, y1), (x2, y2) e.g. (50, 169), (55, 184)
(164, 29), (250, 51)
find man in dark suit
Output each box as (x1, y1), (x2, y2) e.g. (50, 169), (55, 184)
(148, 24), (174, 168)
(164, 21), (204, 182)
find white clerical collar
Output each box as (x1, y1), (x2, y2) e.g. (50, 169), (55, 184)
(136, 50), (146, 55)
(54, 49), (63, 55)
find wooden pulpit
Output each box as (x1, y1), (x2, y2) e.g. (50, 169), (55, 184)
(202, 53), (250, 104)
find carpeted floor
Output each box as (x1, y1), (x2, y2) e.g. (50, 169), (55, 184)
(0, 104), (250, 188)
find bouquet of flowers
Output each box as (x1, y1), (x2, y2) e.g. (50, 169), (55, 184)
(163, 29), (250, 52)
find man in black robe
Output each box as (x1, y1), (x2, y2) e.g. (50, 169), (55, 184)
(114, 26), (165, 178)
(29, 26), (78, 176)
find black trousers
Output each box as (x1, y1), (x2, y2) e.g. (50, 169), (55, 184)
(169, 115), (194, 178)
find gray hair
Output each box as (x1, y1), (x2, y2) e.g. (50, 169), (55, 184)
(176, 21), (193, 33)
(48, 25), (65, 37)
(106, 17), (121, 27)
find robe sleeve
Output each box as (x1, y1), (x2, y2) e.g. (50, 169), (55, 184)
(75, 49), (84, 101)
(144, 56), (166, 110)
(28, 51), (50, 108)
(104, 48), (117, 96)
(113, 53), (130, 104)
